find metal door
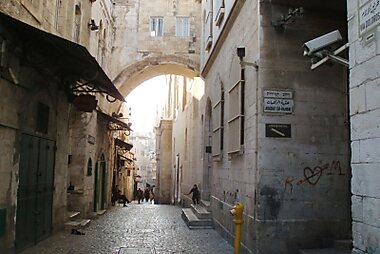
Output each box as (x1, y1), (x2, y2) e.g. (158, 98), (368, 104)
(94, 156), (107, 212)
(16, 134), (55, 251)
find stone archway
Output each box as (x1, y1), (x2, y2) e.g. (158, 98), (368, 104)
(107, 55), (200, 113)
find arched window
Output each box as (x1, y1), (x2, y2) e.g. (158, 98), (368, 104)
(87, 158), (92, 176)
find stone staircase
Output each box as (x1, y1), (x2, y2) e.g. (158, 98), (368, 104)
(64, 211), (91, 233)
(181, 201), (214, 229)
(299, 239), (352, 254)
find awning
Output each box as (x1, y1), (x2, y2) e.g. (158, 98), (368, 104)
(0, 11), (125, 102)
(97, 110), (132, 131)
(115, 138), (133, 151)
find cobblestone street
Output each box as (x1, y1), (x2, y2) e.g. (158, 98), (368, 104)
(19, 203), (233, 254)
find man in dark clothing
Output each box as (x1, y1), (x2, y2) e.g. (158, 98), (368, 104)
(188, 184), (200, 205)
(136, 188), (143, 204)
(112, 185), (130, 207)
(144, 188), (150, 202)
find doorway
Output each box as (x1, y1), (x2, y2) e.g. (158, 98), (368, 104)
(16, 134), (55, 251)
(94, 154), (107, 212)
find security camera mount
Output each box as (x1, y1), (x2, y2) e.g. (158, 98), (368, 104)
(303, 30), (349, 70)
(272, 7), (304, 30)
(309, 42), (349, 70)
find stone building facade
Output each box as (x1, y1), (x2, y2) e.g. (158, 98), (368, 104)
(0, 1), (132, 253)
(347, 1), (380, 253)
(190, 0), (351, 253)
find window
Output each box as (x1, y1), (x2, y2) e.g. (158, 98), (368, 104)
(228, 80), (245, 154)
(204, 10), (213, 51)
(150, 17), (164, 37)
(54, 0), (62, 30)
(212, 85), (224, 157)
(74, 4), (82, 43)
(214, 0), (225, 26)
(176, 17), (190, 37)
(87, 158), (93, 176)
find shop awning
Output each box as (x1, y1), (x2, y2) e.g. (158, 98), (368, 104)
(97, 111), (132, 131)
(115, 138), (133, 151)
(0, 11), (125, 102)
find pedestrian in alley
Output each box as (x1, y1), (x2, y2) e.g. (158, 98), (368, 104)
(112, 185), (130, 207)
(187, 184), (200, 205)
(144, 187), (150, 202)
(149, 189), (155, 204)
(136, 188), (143, 204)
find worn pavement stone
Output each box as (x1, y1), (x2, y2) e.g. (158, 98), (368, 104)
(20, 203), (233, 254)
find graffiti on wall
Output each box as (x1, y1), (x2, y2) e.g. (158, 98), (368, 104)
(284, 160), (345, 193)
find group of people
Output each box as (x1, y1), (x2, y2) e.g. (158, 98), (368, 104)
(136, 187), (154, 204)
(112, 183), (201, 206)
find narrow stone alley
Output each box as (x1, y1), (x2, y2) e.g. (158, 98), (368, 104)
(19, 202), (233, 254)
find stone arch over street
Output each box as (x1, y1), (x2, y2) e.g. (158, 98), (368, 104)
(109, 55), (200, 112)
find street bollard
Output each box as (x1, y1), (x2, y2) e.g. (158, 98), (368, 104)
(230, 202), (244, 254)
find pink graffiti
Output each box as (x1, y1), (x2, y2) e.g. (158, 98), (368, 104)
(284, 160), (345, 192)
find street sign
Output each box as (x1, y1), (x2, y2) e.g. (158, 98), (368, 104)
(265, 124), (291, 138)
(263, 89), (294, 113)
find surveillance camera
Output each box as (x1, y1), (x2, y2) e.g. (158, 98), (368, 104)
(303, 30), (342, 56)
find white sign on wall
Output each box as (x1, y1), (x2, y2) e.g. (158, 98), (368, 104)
(359, 0), (380, 37)
(263, 89), (294, 113)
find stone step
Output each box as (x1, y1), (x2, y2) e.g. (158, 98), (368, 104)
(200, 200), (211, 211)
(97, 209), (106, 216)
(67, 211), (80, 220)
(181, 208), (214, 229)
(299, 248), (351, 254)
(190, 204), (211, 220)
(64, 218), (91, 229)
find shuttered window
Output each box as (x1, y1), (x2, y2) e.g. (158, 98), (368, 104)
(212, 86), (224, 157)
(228, 80), (245, 154)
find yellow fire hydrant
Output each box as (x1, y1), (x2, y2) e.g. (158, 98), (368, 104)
(230, 202), (244, 254)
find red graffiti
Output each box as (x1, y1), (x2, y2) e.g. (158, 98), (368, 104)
(284, 160), (344, 192)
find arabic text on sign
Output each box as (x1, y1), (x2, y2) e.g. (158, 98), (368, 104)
(359, 0), (380, 35)
(263, 98), (293, 113)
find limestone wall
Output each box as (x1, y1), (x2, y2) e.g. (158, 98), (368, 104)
(155, 120), (173, 204)
(111, 0), (201, 92)
(0, 22), (71, 252)
(200, 0), (350, 253)
(347, 0), (380, 253)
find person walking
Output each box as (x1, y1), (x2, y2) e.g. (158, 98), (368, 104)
(187, 184), (200, 205)
(144, 187), (150, 202)
(136, 188), (143, 204)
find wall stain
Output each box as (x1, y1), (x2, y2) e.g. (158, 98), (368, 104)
(260, 186), (281, 220)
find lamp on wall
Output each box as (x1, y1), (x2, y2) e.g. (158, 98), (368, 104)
(237, 47), (245, 60)
(88, 19), (99, 31)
